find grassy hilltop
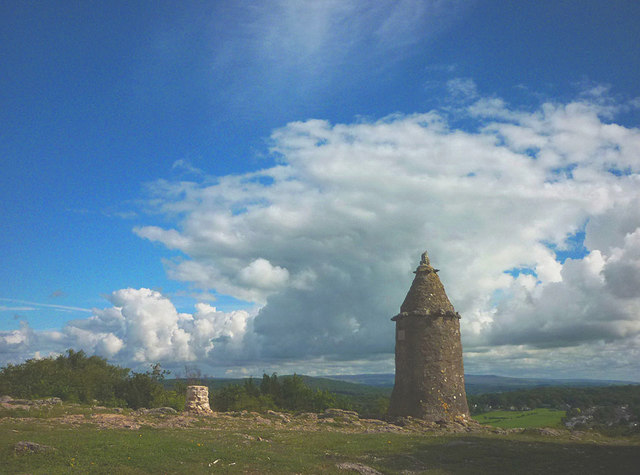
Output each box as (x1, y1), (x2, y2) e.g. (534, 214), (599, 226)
(2, 401), (640, 474)
(2, 352), (640, 473)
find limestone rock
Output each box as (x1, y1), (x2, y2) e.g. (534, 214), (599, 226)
(336, 462), (383, 474)
(184, 385), (213, 414)
(267, 410), (291, 424)
(14, 441), (56, 454)
(136, 407), (178, 415)
(320, 408), (360, 422)
(1, 396), (62, 406)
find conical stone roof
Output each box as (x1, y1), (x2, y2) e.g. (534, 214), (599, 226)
(393, 252), (457, 319)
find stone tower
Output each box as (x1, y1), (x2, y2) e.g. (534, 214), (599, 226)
(388, 251), (469, 421)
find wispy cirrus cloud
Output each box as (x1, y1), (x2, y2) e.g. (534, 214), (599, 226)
(198, 0), (471, 108)
(0, 298), (91, 313)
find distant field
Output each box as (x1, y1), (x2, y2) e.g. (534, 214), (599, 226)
(324, 373), (637, 393)
(474, 408), (566, 429)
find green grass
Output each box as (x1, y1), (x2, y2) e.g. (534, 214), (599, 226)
(2, 417), (640, 474)
(474, 408), (566, 429)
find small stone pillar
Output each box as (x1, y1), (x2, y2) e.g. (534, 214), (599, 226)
(184, 385), (213, 414)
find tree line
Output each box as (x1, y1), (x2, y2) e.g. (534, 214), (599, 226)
(3, 350), (636, 427)
(0, 350), (183, 409)
(213, 373), (338, 412)
(0, 350), (361, 414)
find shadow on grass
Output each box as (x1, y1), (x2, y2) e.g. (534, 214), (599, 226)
(374, 435), (640, 474)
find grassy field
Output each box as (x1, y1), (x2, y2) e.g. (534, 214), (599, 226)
(473, 408), (566, 429)
(2, 415), (640, 474)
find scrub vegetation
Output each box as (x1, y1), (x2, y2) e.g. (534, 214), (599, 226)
(0, 352), (387, 417)
(2, 353), (640, 473)
(0, 350), (184, 410)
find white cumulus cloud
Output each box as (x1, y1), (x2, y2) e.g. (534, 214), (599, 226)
(127, 91), (640, 379)
(4, 90), (640, 380)
(1, 289), (252, 371)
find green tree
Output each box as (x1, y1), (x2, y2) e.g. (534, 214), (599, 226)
(0, 350), (183, 409)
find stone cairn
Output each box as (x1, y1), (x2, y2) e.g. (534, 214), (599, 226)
(184, 385), (213, 414)
(388, 251), (470, 422)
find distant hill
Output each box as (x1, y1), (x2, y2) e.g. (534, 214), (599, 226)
(168, 375), (392, 397)
(299, 375), (390, 397)
(169, 373), (636, 397)
(323, 373), (637, 395)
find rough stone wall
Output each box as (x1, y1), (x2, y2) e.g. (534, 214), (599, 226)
(184, 385), (213, 414)
(388, 311), (469, 420)
(388, 252), (470, 421)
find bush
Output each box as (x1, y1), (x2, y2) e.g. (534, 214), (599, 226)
(0, 350), (129, 404)
(212, 373), (337, 413)
(0, 350), (183, 410)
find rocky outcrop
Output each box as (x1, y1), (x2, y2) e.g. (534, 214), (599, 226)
(1, 395), (62, 407)
(14, 441), (56, 454)
(135, 407), (178, 415)
(336, 462), (383, 474)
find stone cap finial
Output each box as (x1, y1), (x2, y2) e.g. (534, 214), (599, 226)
(414, 251), (432, 274)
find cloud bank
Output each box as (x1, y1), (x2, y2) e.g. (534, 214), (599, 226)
(3, 88), (640, 379)
(1, 289), (251, 372)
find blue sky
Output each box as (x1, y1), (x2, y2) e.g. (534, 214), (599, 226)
(2, 1), (640, 380)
